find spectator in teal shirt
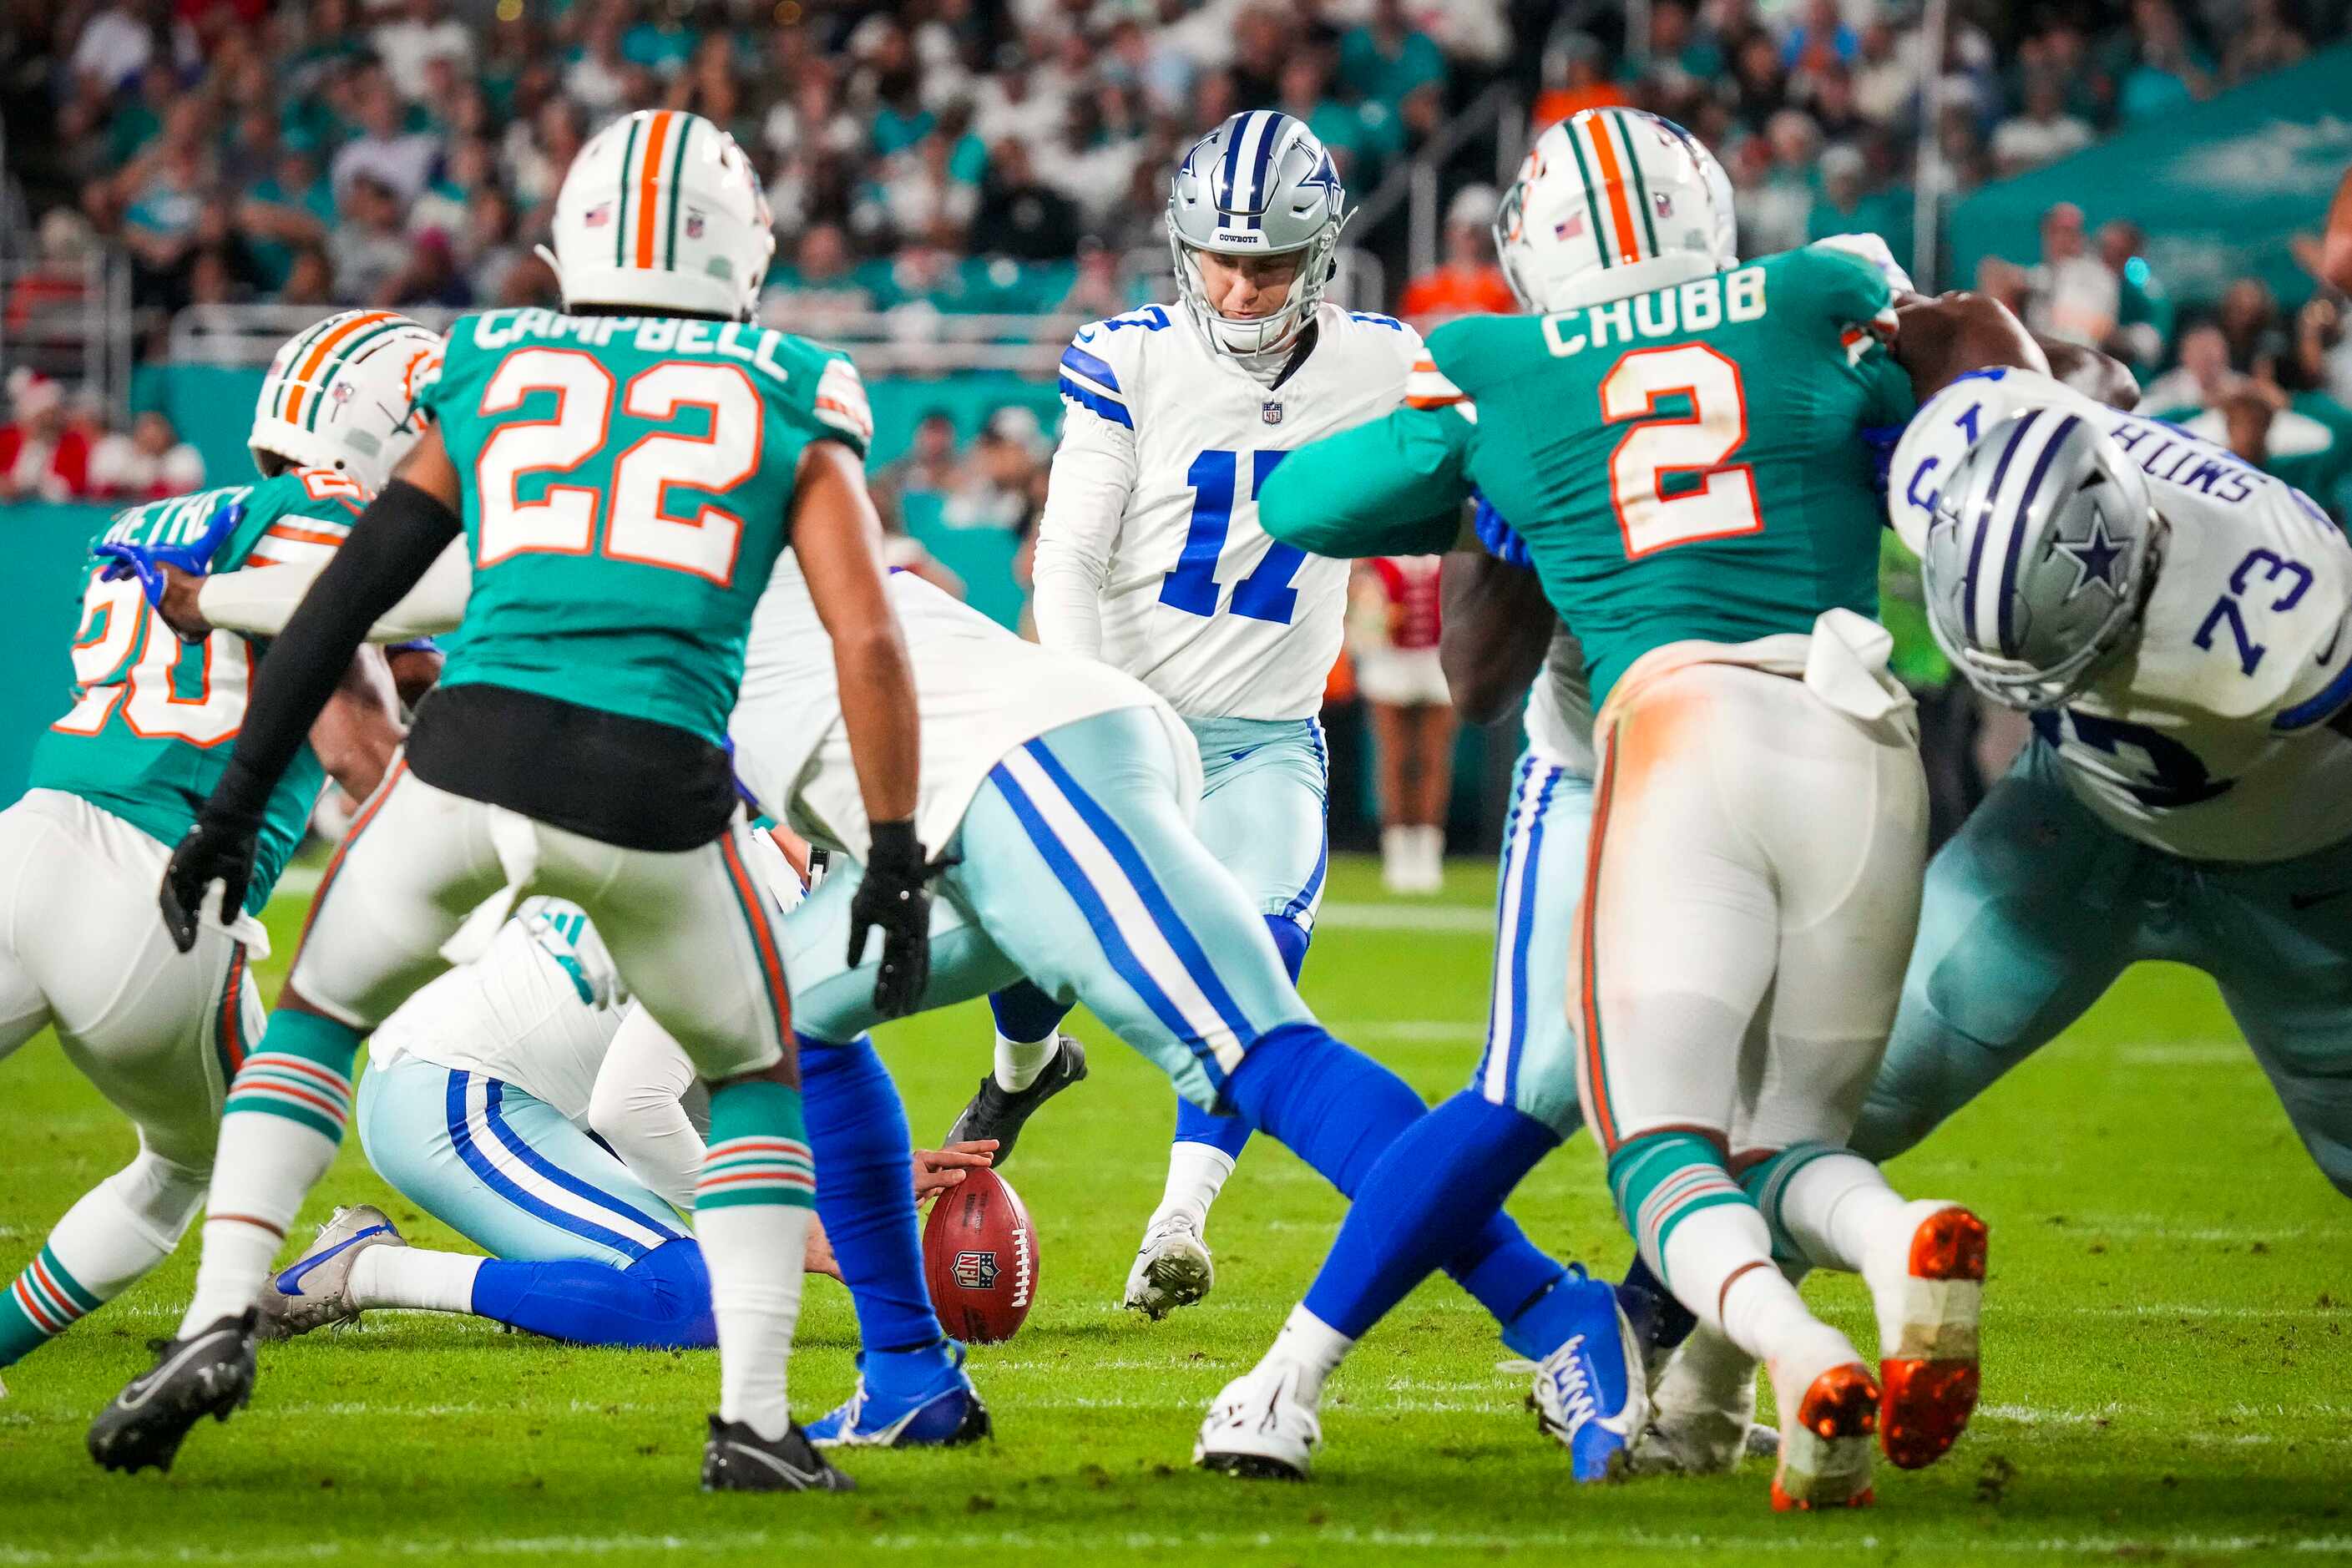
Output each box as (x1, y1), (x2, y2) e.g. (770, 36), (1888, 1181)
(237, 147), (337, 293)
(1339, 0), (1448, 139)
(1804, 144), (1914, 277)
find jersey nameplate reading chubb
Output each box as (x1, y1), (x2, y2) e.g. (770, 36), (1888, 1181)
(1531, 266), (1769, 358)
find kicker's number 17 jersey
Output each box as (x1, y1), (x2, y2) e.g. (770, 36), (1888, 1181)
(418, 307), (874, 746)
(1039, 301), (1424, 720)
(28, 469), (365, 913)
(1890, 368), (2352, 862)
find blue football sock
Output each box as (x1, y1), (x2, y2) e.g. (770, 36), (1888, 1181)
(1261, 914), (1310, 984)
(799, 1032), (949, 1368)
(1173, 1094), (1253, 1160)
(469, 1237), (714, 1349)
(987, 980), (1072, 1044)
(1297, 1090), (1564, 1339)
(1223, 1023), (1429, 1196)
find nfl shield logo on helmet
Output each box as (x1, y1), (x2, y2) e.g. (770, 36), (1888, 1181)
(953, 1250), (999, 1290)
(1262, 401), (1284, 425)
(685, 210), (706, 240)
(585, 202), (612, 229)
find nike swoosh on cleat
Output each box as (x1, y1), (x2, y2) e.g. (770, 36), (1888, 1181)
(2289, 888), (2348, 911)
(726, 1444), (828, 1487)
(112, 1331), (240, 1413)
(275, 1227), (390, 1293)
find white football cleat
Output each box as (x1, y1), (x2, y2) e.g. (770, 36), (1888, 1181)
(1864, 1201), (1987, 1470)
(1123, 1213), (1213, 1319)
(1194, 1361), (1321, 1480)
(255, 1204), (405, 1340)
(1767, 1333), (1880, 1512)
(1631, 1324), (1762, 1476)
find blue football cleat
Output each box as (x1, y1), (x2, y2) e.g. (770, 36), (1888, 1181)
(1525, 1272), (1650, 1482)
(806, 1343), (992, 1449)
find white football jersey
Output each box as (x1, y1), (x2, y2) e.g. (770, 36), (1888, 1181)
(1037, 300), (1424, 720)
(1524, 625), (1596, 778)
(369, 898), (628, 1123)
(731, 558), (1199, 859)
(1891, 368), (2352, 862)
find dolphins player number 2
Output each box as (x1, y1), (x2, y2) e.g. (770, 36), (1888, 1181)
(1601, 342), (1762, 558)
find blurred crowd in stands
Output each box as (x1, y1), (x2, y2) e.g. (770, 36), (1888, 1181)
(0, 0), (2337, 335)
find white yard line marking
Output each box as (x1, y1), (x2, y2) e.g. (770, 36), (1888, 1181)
(10, 1530), (2352, 1564)
(1326, 1019), (1487, 1044)
(2115, 1042), (2247, 1066)
(1316, 902), (1492, 933)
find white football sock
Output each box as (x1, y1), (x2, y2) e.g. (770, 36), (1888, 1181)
(349, 1247), (481, 1315)
(696, 1203), (810, 1442)
(1416, 824), (1446, 888)
(180, 1114), (341, 1336)
(56, 1156), (206, 1300)
(1260, 1302), (1353, 1402)
(1661, 1203), (1823, 1366)
(1768, 1151), (1912, 1277)
(993, 1029), (1060, 1093)
(1151, 1142), (1237, 1233)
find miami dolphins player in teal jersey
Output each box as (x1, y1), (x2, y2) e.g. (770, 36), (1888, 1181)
(0, 311), (432, 1393)
(1232, 109), (2056, 1509)
(89, 109), (930, 1495)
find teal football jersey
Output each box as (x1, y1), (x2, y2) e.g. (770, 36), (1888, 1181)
(417, 309), (875, 746)
(27, 469), (367, 911)
(1423, 245), (1915, 700)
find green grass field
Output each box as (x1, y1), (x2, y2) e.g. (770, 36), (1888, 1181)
(3, 855), (2348, 1565)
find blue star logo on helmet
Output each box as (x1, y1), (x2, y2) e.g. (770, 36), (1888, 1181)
(2054, 511), (2129, 600)
(1298, 154), (1343, 205)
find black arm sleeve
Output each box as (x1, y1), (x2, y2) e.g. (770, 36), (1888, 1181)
(203, 480), (463, 832)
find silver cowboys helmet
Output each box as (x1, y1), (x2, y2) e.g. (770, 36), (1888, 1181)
(1923, 406), (2163, 710)
(1167, 110), (1348, 357)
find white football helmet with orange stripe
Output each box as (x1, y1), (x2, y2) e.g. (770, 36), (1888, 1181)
(250, 310), (445, 493)
(1495, 108), (1732, 316)
(544, 109), (774, 322)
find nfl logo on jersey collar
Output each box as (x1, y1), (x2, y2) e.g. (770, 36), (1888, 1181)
(1262, 401), (1284, 425)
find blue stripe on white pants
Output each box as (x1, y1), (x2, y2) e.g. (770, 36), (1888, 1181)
(356, 1056), (685, 1269)
(1469, 748), (1596, 1140)
(950, 709), (1316, 1112)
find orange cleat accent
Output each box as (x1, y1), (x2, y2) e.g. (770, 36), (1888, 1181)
(1771, 1361), (1879, 1511)
(1880, 1206), (1988, 1470)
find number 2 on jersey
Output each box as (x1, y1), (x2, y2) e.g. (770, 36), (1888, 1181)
(1601, 343), (1761, 558)
(474, 347), (759, 585)
(1160, 448), (1305, 624)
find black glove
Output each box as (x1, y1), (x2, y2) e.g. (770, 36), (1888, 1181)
(159, 817), (260, 954)
(848, 818), (932, 1020)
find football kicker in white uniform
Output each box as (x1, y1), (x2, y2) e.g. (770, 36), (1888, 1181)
(952, 109), (1424, 1318)
(1857, 367), (2352, 1193)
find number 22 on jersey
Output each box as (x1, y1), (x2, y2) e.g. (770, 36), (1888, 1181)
(473, 347), (761, 585)
(1160, 448), (1307, 625)
(53, 571), (246, 744)
(1601, 344), (1761, 558)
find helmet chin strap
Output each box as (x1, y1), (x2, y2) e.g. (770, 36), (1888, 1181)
(533, 244), (569, 309)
